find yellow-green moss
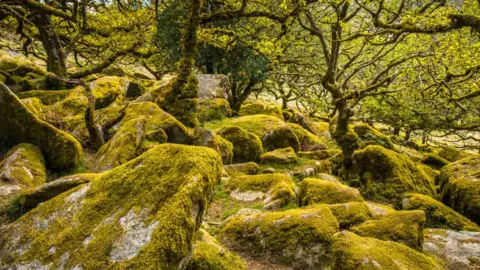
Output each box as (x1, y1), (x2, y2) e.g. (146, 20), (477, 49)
(352, 145), (437, 207)
(17, 90), (71, 105)
(220, 205), (339, 268)
(0, 144), (222, 269)
(297, 149), (342, 160)
(206, 114), (300, 152)
(327, 202), (373, 229)
(20, 97), (46, 118)
(438, 154), (480, 224)
(187, 229), (246, 270)
(402, 193), (480, 231)
(197, 98), (232, 123)
(217, 126), (263, 163)
(0, 83), (83, 171)
(354, 124), (394, 149)
(261, 147), (297, 164)
(438, 146), (471, 162)
(223, 162), (259, 176)
(299, 178), (363, 206)
(239, 99), (283, 119)
(288, 123), (327, 151)
(350, 210), (426, 250)
(422, 153), (450, 168)
(331, 231), (443, 270)
(194, 128), (233, 165)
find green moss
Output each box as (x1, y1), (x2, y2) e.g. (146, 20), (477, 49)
(331, 231), (443, 270)
(422, 153), (450, 168)
(197, 98), (232, 122)
(239, 99), (283, 119)
(287, 123), (327, 151)
(220, 205), (339, 268)
(187, 229), (247, 270)
(438, 146), (470, 162)
(299, 178), (363, 206)
(365, 201), (396, 219)
(352, 145), (437, 207)
(327, 202), (373, 229)
(350, 210), (426, 250)
(206, 114), (300, 152)
(438, 154), (480, 224)
(226, 173), (297, 210)
(0, 144), (222, 269)
(261, 147), (297, 164)
(0, 83), (83, 171)
(0, 143), (46, 197)
(297, 149), (342, 160)
(217, 126), (263, 163)
(402, 193), (479, 231)
(20, 97), (46, 118)
(354, 124), (394, 149)
(223, 162), (259, 176)
(194, 128), (233, 165)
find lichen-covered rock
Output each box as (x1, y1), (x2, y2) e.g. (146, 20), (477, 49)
(299, 178), (363, 206)
(197, 74), (229, 101)
(239, 99), (283, 119)
(331, 231), (443, 270)
(438, 154), (480, 225)
(261, 147), (297, 164)
(327, 202), (373, 229)
(365, 201), (396, 219)
(352, 145), (437, 207)
(316, 173), (343, 184)
(187, 229), (247, 270)
(220, 205), (339, 269)
(0, 83), (83, 171)
(350, 210), (426, 250)
(288, 123), (327, 151)
(297, 149), (341, 160)
(286, 111), (321, 136)
(423, 228), (480, 270)
(217, 126), (263, 163)
(17, 90), (71, 105)
(223, 162), (259, 176)
(0, 144), (46, 200)
(422, 153), (450, 168)
(197, 98), (232, 122)
(0, 144), (222, 269)
(438, 146), (471, 162)
(226, 173), (296, 210)
(17, 173), (99, 212)
(402, 193), (480, 231)
(354, 123), (394, 149)
(194, 128), (233, 165)
(207, 115), (300, 152)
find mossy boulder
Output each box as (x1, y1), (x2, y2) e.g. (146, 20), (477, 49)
(261, 147), (297, 164)
(197, 98), (232, 122)
(197, 74), (229, 100)
(187, 229), (247, 270)
(223, 162), (260, 176)
(286, 111), (322, 135)
(352, 145), (436, 207)
(299, 178), (363, 206)
(207, 115), (300, 152)
(354, 123), (394, 149)
(327, 202), (373, 229)
(220, 205), (339, 269)
(438, 146), (471, 162)
(239, 99), (283, 119)
(422, 153), (450, 168)
(288, 123), (327, 151)
(438, 154), (480, 225)
(217, 126), (263, 163)
(0, 83), (83, 171)
(0, 144), (222, 269)
(331, 231), (443, 270)
(365, 201), (396, 219)
(423, 228), (480, 270)
(297, 149), (342, 160)
(0, 144), (46, 200)
(350, 210), (426, 250)
(19, 84), (57, 100)
(194, 128), (233, 165)
(20, 97), (47, 118)
(402, 193), (480, 231)
(125, 81), (146, 98)
(226, 173), (297, 210)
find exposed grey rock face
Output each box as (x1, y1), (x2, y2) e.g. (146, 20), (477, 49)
(423, 228), (480, 269)
(197, 74), (229, 101)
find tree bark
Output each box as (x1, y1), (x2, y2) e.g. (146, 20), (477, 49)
(405, 129), (412, 141)
(332, 100), (358, 170)
(84, 82), (105, 150)
(29, 11), (67, 89)
(393, 126), (400, 136)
